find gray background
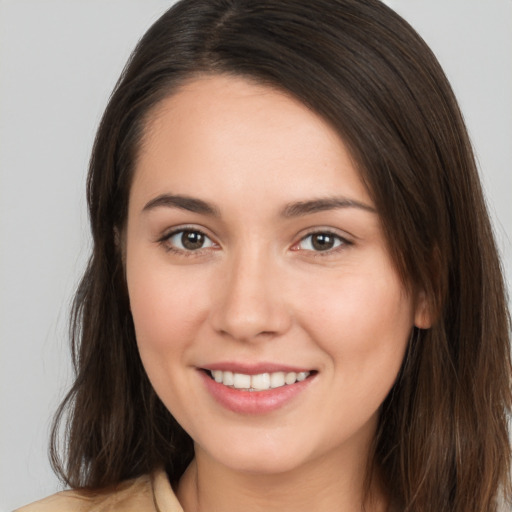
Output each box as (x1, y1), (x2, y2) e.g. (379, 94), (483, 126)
(1, 1), (511, 510)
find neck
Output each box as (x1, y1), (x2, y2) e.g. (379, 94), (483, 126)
(176, 438), (387, 512)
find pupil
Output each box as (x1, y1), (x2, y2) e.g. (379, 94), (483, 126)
(182, 231), (204, 250)
(312, 233), (334, 251)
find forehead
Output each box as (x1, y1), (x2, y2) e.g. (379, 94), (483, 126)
(131, 74), (372, 212)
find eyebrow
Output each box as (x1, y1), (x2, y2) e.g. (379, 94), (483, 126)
(142, 193), (376, 218)
(142, 194), (220, 216)
(281, 197), (376, 217)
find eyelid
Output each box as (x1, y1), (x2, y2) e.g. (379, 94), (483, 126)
(157, 225), (220, 254)
(291, 228), (353, 254)
(155, 225), (353, 256)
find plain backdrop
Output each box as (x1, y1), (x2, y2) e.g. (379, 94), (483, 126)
(1, 1), (511, 510)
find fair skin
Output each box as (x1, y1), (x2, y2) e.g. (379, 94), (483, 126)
(125, 74), (430, 512)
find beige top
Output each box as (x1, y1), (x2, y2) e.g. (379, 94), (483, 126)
(15, 468), (183, 512)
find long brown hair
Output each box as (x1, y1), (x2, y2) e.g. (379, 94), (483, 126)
(50, 1), (512, 510)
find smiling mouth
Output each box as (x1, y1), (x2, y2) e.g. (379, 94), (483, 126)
(204, 369), (315, 391)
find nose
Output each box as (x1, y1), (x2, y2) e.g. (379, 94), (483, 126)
(210, 247), (292, 342)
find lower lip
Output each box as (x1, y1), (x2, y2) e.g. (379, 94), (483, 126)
(199, 370), (315, 414)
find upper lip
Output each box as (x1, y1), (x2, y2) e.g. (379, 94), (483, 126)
(201, 362), (314, 375)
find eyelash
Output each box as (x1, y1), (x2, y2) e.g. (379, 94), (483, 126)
(158, 226), (218, 257)
(292, 230), (352, 256)
(157, 227), (352, 257)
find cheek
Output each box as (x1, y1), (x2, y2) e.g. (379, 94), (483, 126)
(126, 260), (214, 418)
(126, 254), (210, 358)
(296, 268), (413, 385)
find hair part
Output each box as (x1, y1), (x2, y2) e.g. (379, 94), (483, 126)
(50, 1), (511, 511)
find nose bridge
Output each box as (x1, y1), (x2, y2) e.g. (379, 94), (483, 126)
(211, 239), (289, 341)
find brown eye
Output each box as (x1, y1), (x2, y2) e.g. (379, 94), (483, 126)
(167, 229), (215, 251)
(311, 233), (336, 251)
(182, 230), (205, 250)
(297, 232), (347, 252)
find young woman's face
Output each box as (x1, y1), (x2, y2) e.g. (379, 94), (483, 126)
(126, 75), (426, 476)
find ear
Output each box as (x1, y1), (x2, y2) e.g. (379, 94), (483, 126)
(414, 290), (434, 329)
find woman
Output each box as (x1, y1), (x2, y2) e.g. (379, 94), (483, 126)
(17, 0), (511, 511)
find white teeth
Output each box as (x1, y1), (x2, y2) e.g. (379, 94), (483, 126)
(209, 370), (311, 390)
(270, 372), (285, 388)
(233, 373), (251, 389)
(285, 372), (297, 385)
(223, 371), (234, 386)
(251, 373), (270, 390)
(297, 371), (308, 382)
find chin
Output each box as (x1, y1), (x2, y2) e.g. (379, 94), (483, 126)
(202, 436), (316, 476)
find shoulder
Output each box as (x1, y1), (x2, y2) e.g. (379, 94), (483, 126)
(15, 469), (183, 512)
